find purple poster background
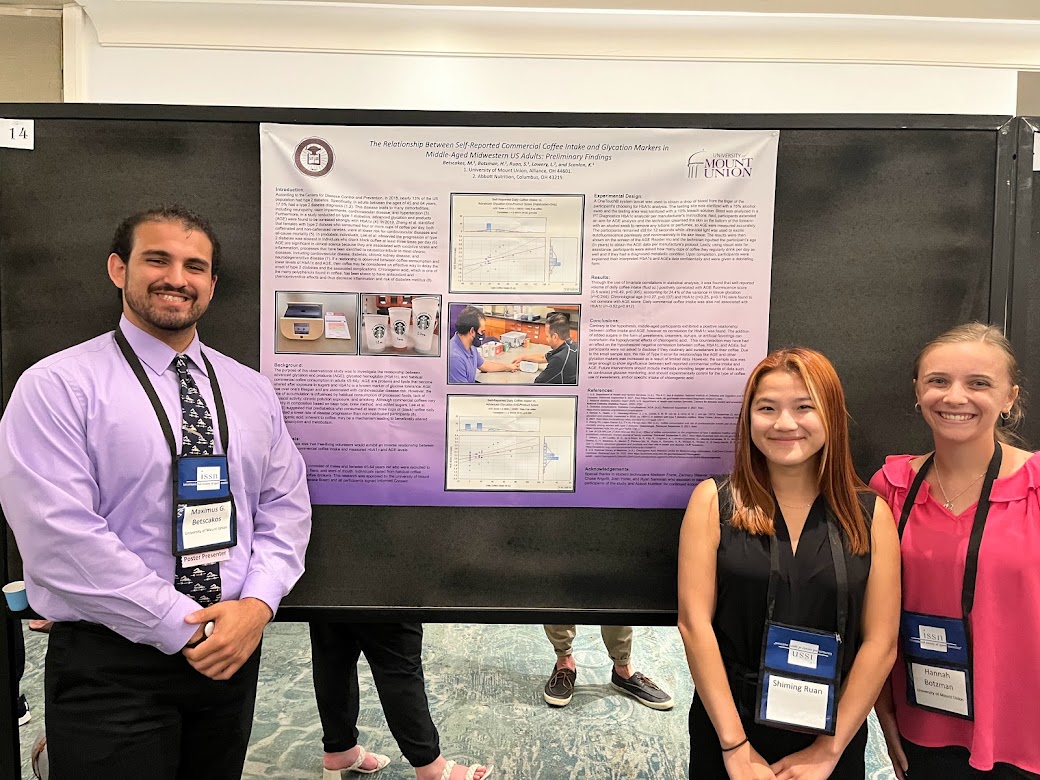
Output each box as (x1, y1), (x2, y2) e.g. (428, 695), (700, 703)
(261, 124), (779, 509)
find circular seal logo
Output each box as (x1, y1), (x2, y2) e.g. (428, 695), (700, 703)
(294, 137), (334, 177)
(372, 325), (386, 339)
(415, 313), (432, 332)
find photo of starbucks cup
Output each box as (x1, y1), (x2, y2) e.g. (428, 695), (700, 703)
(363, 313), (389, 352)
(388, 307), (411, 348)
(410, 297), (439, 353)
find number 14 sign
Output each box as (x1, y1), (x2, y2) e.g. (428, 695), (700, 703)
(0, 119), (34, 150)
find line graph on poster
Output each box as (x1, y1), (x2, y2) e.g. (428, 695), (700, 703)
(449, 193), (585, 294)
(446, 395), (577, 492)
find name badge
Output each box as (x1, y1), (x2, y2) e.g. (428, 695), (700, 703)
(177, 501), (234, 553)
(762, 673), (832, 731)
(901, 611), (974, 719)
(756, 623), (841, 735)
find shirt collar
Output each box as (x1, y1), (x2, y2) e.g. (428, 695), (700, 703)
(546, 339), (575, 358)
(118, 315), (207, 377)
(452, 333), (474, 354)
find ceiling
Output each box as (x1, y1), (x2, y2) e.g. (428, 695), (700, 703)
(3, 0), (1040, 19)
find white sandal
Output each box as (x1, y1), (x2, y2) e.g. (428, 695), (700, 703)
(439, 759), (494, 780)
(322, 745), (392, 777)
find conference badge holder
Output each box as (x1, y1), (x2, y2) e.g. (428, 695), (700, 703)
(115, 328), (239, 560)
(895, 444), (1001, 721)
(754, 510), (848, 736)
(901, 611), (972, 719)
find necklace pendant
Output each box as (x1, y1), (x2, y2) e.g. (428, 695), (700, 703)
(943, 500), (954, 511)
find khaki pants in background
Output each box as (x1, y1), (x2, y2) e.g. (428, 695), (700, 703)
(543, 625), (633, 666)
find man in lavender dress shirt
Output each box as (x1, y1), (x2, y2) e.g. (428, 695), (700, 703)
(0, 207), (312, 780)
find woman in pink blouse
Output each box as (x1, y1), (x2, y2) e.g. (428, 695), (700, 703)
(871, 323), (1039, 779)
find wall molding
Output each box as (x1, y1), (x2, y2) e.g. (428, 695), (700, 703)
(76, 0), (1040, 70)
(62, 3), (88, 100)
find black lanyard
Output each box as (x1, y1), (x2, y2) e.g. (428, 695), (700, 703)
(114, 328), (229, 458)
(897, 444), (1002, 620)
(766, 501), (850, 643)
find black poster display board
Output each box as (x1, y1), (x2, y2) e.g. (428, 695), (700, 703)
(0, 105), (1029, 778)
(1008, 117), (1040, 449)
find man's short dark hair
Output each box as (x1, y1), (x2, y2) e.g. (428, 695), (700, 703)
(546, 311), (571, 340)
(455, 307), (484, 337)
(109, 206), (222, 277)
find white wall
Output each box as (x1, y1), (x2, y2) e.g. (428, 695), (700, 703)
(70, 7), (1021, 114)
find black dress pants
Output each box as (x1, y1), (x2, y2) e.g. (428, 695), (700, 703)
(901, 740), (1040, 780)
(13, 617), (25, 684)
(45, 621), (261, 780)
(309, 621), (440, 767)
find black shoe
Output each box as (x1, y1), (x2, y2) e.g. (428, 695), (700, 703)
(543, 666), (576, 707)
(610, 669), (674, 710)
(17, 694), (30, 726)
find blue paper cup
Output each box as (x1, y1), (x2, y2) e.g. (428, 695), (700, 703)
(3, 581), (28, 612)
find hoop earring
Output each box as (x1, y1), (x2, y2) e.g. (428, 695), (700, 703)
(1000, 410), (1011, 421)
(914, 403), (921, 413)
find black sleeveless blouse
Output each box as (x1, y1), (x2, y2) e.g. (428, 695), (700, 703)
(713, 482), (875, 691)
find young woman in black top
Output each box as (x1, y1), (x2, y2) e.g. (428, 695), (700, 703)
(679, 348), (901, 780)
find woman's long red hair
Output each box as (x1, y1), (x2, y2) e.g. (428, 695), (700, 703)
(729, 348), (870, 555)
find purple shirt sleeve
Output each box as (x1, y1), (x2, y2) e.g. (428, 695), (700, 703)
(447, 356), (469, 383)
(0, 367), (200, 654)
(238, 377), (312, 615)
(0, 321), (312, 655)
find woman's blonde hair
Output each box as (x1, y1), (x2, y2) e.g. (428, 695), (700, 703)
(914, 322), (1026, 445)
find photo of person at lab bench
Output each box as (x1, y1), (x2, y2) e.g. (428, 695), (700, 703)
(448, 304), (579, 385)
(447, 307), (518, 383)
(679, 348), (901, 780)
(510, 311), (578, 385)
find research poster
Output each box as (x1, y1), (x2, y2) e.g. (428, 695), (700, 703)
(260, 124), (779, 508)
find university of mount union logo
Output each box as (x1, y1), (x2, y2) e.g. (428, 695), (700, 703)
(687, 150), (754, 179)
(294, 137), (335, 177)
(415, 313), (432, 332)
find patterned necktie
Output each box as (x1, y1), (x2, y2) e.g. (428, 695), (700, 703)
(173, 354), (222, 606)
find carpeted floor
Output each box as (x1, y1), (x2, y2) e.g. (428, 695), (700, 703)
(17, 622), (896, 779)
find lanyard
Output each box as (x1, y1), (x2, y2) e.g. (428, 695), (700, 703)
(113, 328), (229, 458)
(897, 444), (1001, 620)
(766, 502), (849, 643)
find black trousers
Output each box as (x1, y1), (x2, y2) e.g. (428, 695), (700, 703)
(309, 621), (440, 767)
(901, 740), (1040, 780)
(689, 692), (868, 779)
(45, 621), (261, 780)
(13, 616), (24, 683)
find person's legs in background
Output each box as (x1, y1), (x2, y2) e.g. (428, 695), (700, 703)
(602, 625), (673, 710)
(312, 622), (490, 780)
(542, 625), (577, 707)
(310, 621), (390, 775)
(12, 616), (29, 725)
(359, 623), (490, 780)
(358, 623), (439, 768)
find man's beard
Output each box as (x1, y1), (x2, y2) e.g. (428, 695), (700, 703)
(124, 283), (207, 332)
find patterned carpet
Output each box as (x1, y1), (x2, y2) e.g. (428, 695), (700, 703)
(17, 622), (896, 779)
